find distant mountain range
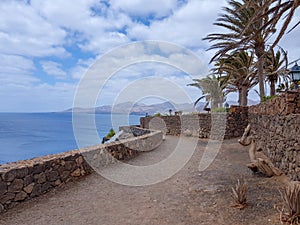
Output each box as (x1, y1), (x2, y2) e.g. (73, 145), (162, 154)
(64, 99), (259, 115)
(65, 101), (198, 115)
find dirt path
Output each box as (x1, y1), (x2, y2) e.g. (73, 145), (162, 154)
(0, 136), (287, 225)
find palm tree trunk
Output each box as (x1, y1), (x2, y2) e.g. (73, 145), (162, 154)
(258, 58), (265, 99)
(211, 100), (218, 109)
(241, 86), (248, 106)
(270, 78), (276, 96)
(238, 89), (242, 106)
(255, 45), (266, 100)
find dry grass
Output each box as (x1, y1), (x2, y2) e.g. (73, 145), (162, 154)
(231, 179), (247, 210)
(276, 182), (300, 225)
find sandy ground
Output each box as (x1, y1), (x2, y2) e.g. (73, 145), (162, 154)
(0, 136), (288, 225)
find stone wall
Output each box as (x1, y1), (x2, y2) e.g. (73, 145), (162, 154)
(0, 128), (163, 212)
(249, 91), (300, 115)
(249, 91), (300, 181)
(140, 106), (248, 139)
(119, 125), (150, 137)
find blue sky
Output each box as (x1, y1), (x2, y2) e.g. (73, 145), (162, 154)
(0, 0), (299, 112)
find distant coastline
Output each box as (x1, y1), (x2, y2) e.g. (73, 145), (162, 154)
(65, 100), (259, 115)
(65, 101), (200, 115)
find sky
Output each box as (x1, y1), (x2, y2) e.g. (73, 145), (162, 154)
(0, 0), (299, 112)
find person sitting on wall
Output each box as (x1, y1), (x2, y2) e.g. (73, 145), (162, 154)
(102, 128), (115, 144)
(102, 136), (110, 144)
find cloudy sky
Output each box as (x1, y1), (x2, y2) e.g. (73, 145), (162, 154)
(1, 0), (299, 112)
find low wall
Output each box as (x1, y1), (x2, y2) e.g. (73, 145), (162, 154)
(119, 125), (150, 137)
(0, 128), (163, 212)
(250, 91), (300, 115)
(249, 91), (300, 181)
(140, 106), (248, 139)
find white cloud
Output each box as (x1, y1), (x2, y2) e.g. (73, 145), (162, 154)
(31, 0), (132, 54)
(0, 54), (34, 75)
(109, 0), (179, 18)
(78, 32), (130, 54)
(72, 41), (210, 109)
(0, 82), (76, 112)
(71, 58), (96, 80)
(0, 54), (39, 88)
(0, 1), (67, 57)
(0, 0), (299, 112)
(95, 61), (202, 106)
(30, 0), (101, 29)
(127, 0), (227, 49)
(100, 76), (197, 106)
(40, 61), (67, 79)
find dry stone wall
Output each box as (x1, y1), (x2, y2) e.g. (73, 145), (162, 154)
(140, 106), (248, 139)
(249, 91), (300, 181)
(250, 91), (300, 115)
(0, 128), (163, 212)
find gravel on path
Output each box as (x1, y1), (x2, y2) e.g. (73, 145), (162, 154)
(0, 136), (287, 225)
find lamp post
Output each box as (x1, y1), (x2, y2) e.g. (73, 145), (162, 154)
(290, 63), (300, 90)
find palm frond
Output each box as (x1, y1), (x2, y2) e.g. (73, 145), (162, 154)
(187, 74), (227, 109)
(193, 95), (207, 108)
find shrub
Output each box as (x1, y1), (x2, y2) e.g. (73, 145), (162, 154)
(153, 113), (161, 117)
(261, 95), (278, 102)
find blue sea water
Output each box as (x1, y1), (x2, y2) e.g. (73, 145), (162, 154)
(0, 113), (141, 164)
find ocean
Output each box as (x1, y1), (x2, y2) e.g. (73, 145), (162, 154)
(0, 113), (141, 164)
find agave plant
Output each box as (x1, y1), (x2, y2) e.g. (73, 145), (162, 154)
(278, 182), (300, 225)
(231, 179), (248, 209)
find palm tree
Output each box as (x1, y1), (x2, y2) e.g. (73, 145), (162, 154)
(244, 0), (300, 49)
(203, 0), (285, 99)
(188, 74), (227, 110)
(216, 50), (258, 106)
(264, 48), (289, 96)
(237, 0), (300, 94)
